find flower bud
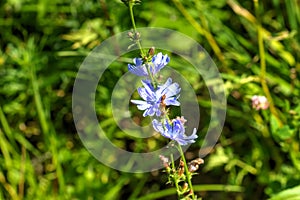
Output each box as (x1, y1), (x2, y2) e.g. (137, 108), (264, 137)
(148, 47), (155, 57)
(188, 158), (204, 173)
(182, 182), (188, 191)
(159, 155), (170, 169)
(121, 0), (129, 6)
(178, 160), (185, 176)
(135, 32), (140, 40)
(121, 0), (141, 6)
(251, 95), (269, 110)
(128, 31), (134, 39)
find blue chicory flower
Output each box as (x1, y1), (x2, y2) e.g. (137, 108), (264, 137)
(128, 52), (170, 76)
(152, 117), (198, 146)
(131, 77), (181, 117)
(151, 52), (170, 74)
(127, 57), (148, 76)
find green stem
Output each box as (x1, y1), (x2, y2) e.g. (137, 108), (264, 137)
(145, 63), (157, 87)
(30, 66), (49, 135)
(290, 141), (300, 171)
(170, 154), (181, 196)
(177, 144), (195, 199)
(30, 65), (65, 193)
(138, 184), (243, 200)
(128, 2), (145, 57)
(0, 172), (20, 200)
(253, 7), (284, 170)
(128, 2), (158, 88)
(254, 0), (282, 127)
(0, 129), (12, 168)
(0, 105), (18, 149)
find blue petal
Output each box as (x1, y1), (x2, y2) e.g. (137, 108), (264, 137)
(130, 99), (146, 104)
(185, 128), (198, 140)
(137, 87), (154, 101)
(141, 79), (155, 92)
(156, 78), (173, 95)
(165, 83), (181, 97)
(130, 100), (150, 109)
(134, 57), (143, 66)
(151, 53), (170, 74)
(144, 106), (156, 117)
(155, 108), (161, 117)
(152, 119), (164, 133)
(164, 98), (180, 106)
(137, 104), (151, 110)
(128, 58), (148, 76)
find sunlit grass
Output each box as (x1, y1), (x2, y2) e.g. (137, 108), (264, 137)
(0, 0), (299, 199)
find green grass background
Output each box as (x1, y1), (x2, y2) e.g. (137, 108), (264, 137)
(0, 0), (300, 199)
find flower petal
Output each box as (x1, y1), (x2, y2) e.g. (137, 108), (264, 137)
(152, 118), (197, 146)
(152, 119), (164, 133)
(128, 58), (148, 76)
(151, 53), (170, 74)
(165, 83), (181, 97)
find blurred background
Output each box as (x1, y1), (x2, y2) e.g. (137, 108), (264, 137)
(0, 0), (300, 199)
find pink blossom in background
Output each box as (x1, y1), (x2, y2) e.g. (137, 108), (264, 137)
(251, 95), (269, 110)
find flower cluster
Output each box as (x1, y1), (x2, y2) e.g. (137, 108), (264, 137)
(152, 117), (197, 145)
(128, 52), (170, 77)
(130, 78), (180, 117)
(129, 50), (198, 145)
(251, 95), (269, 110)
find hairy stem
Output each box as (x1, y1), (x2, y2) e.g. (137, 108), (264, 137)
(177, 144), (196, 199)
(254, 0), (282, 127)
(128, 2), (145, 57)
(170, 154), (181, 196)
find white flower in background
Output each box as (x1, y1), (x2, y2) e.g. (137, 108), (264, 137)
(251, 95), (269, 110)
